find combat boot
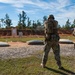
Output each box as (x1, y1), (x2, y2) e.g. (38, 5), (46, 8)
(57, 61), (63, 69)
(41, 63), (46, 68)
(58, 66), (64, 69)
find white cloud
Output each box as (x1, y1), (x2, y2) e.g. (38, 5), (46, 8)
(0, 0), (73, 10)
(16, 8), (39, 15)
(0, 0), (75, 25)
(0, 0), (69, 11)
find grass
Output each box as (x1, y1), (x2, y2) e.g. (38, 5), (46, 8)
(60, 34), (75, 41)
(0, 34), (75, 42)
(0, 34), (75, 75)
(0, 51), (75, 75)
(0, 37), (44, 42)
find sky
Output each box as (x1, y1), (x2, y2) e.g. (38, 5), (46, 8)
(0, 0), (75, 27)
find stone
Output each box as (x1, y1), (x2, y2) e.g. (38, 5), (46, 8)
(26, 40), (44, 45)
(0, 42), (10, 47)
(59, 39), (74, 44)
(26, 39), (75, 49)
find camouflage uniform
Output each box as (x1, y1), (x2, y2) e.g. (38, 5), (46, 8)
(41, 15), (61, 68)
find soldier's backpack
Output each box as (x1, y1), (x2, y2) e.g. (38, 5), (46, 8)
(44, 20), (60, 41)
(44, 19), (58, 34)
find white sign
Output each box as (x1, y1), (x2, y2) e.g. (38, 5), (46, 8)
(11, 28), (17, 37)
(19, 32), (23, 37)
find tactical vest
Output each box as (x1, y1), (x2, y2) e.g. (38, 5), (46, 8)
(44, 19), (58, 34)
(44, 19), (60, 41)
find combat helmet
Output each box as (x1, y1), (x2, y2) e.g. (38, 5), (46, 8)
(48, 14), (55, 19)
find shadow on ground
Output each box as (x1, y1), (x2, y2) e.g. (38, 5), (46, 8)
(45, 67), (75, 75)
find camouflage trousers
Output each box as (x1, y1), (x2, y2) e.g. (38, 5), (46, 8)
(42, 41), (61, 67)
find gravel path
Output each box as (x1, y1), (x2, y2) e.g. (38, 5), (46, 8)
(0, 43), (75, 59)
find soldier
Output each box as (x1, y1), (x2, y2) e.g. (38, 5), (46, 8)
(41, 14), (63, 69)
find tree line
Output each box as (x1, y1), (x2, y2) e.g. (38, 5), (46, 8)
(0, 11), (75, 30)
(0, 11), (46, 30)
(58, 19), (75, 30)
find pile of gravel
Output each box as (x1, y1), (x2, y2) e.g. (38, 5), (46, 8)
(0, 45), (44, 59)
(0, 44), (74, 59)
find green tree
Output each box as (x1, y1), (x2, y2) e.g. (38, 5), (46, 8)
(71, 19), (75, 28)
(43, 16), (47, 23)
(36, 20), (41, 26)
(57, 24), (61, 29)
(5, 14), (12, 28)
(17, 13), (22, 29)
(27, 17), (31, 27)
(18, 11), (27, 29)
(0, 23), (1, 28)
(18, 13), (21, 24)
(21, 11), (27, 28)
(0, 18), (5, 28)
(65, 19), (71, 29)
(32, 20), (37, 29)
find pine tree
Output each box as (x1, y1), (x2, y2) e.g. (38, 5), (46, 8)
(36, 20), (41, 26)
(32, 20), (37, 29)
(65, 19), (71, 29)
(27, 17), (31, 27)
(21, 11), (27, 28)
(71, 19), (75, 28)
(18, 11), (27, 29)
(5, 14), (12, 28)
(0, 18), (5, 28)
(43, 16), (47, 23)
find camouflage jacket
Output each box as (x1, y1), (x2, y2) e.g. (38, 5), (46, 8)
(44, 19), (58, 34)
(44, 19), (60, 41)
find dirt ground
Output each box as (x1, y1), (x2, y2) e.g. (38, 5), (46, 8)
(8, 42), (29, 48)
(0, 40), (75, 59)
(1, 34), (75, 48)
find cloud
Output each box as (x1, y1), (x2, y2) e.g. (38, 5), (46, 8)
(0, 0), (73, 10)
(0, 0), (70, 11)
(0, 0), (75, 25)
(16, 8), (39, 15)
